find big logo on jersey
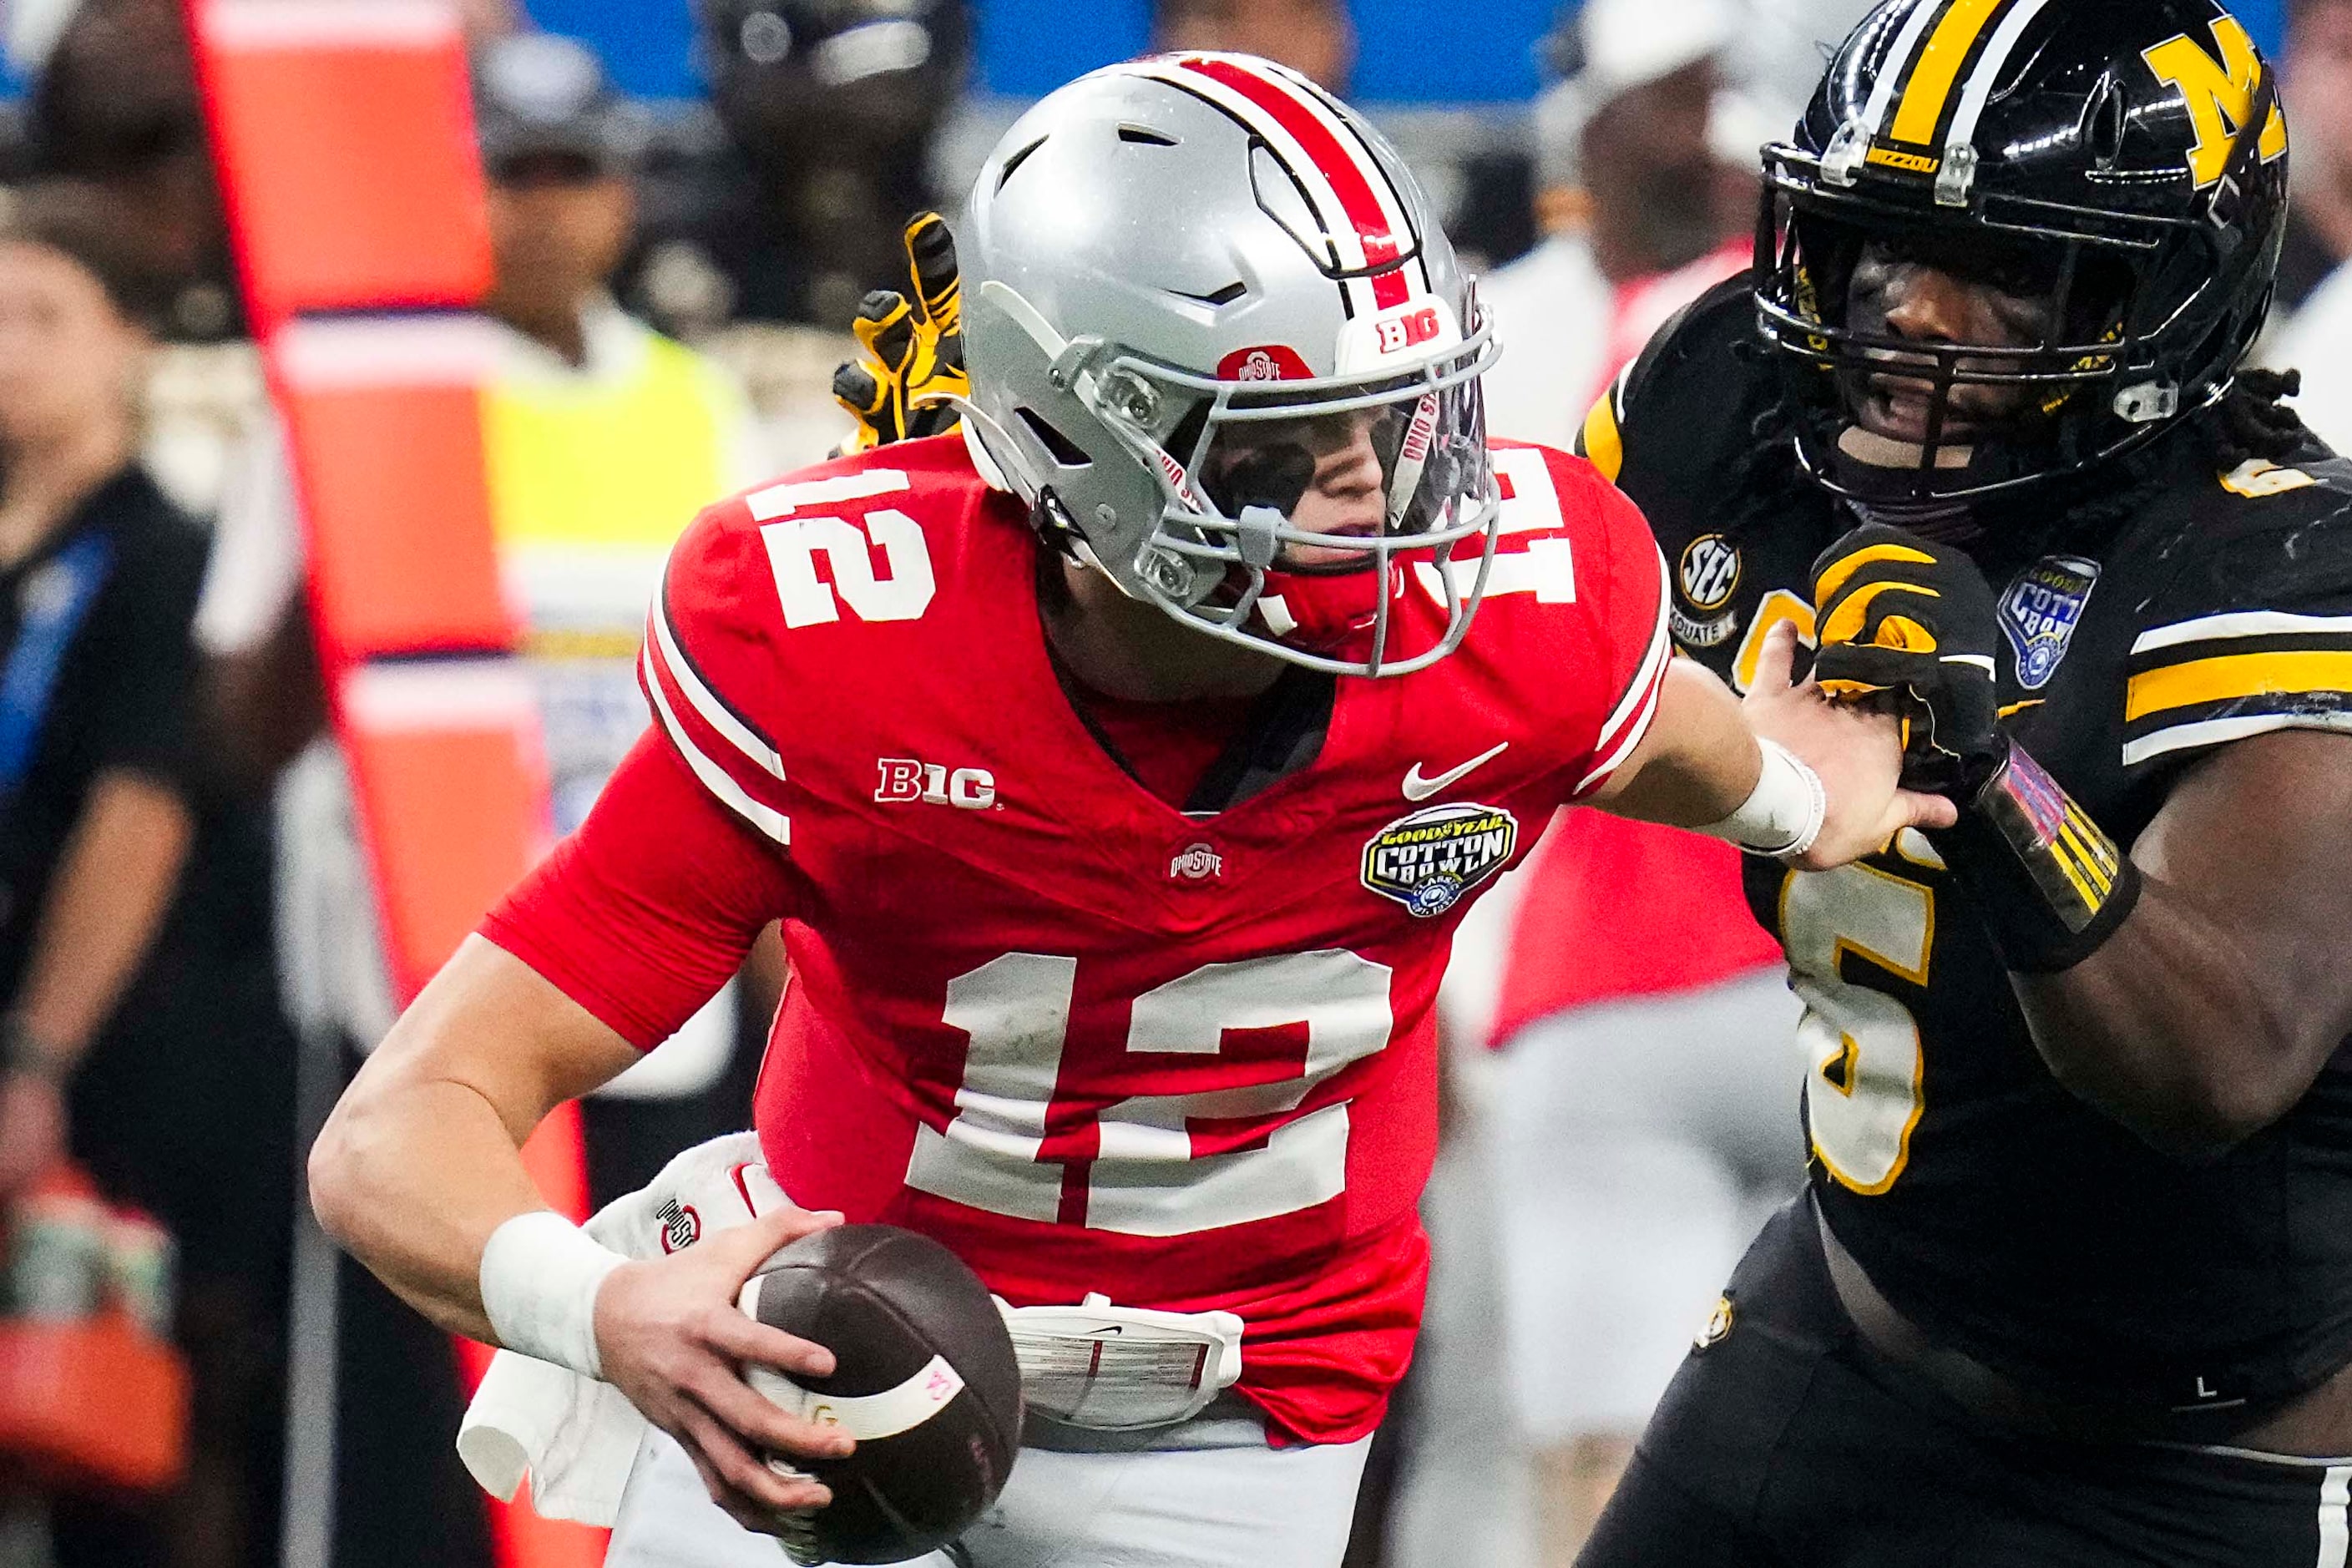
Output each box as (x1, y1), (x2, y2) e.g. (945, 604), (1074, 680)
(1360, 802), (1518, 918)
(1999, 555), (2100, 690)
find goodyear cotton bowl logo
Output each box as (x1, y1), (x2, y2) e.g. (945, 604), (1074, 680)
(1362, 803), (1519, 918)
(2000, 555), (2101, 691)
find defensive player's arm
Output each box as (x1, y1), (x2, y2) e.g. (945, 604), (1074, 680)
(1806, 512), (2352, 1156)
(2016, 731), (2352, 1157)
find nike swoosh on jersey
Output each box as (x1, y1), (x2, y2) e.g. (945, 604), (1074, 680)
(1403, 742), (1510, 802)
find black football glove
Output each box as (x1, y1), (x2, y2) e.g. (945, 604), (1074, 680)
(832, 210), (969, 455)
(1809, 524), (2006, 800)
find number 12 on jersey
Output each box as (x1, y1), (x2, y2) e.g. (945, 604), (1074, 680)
(905, 950), (1395, 1237)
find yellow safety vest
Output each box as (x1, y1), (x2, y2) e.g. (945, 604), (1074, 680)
(474, 322), (748, 1097)
(480, 330), (739, 557)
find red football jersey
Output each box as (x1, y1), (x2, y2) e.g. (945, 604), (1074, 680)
(488, 432), (1668, 1443)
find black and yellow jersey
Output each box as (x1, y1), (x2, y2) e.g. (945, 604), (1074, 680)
(1590, 276), (2352, 1417)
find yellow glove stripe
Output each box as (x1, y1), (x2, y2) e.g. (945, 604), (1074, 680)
(1814, 542), (1940, 605)
(903, 211), (960, 334)
(852, 296), (919, 374)
(1819, 579), (1942, 647)
(1874, 615), (1939, 654)
(1817, 678), (1888, 700)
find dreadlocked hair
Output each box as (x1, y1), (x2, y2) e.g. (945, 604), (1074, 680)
(2206, 367), (2311, 471)
(2034, 367), (2317, 543)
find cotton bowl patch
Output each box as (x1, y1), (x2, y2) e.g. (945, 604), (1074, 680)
(1362, 803), (1518, 918)
(2000, 555), (2100, 691)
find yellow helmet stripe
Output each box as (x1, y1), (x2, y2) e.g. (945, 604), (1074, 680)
(1941, 0), (2056, 154)
(1888, 0), (2012, 149)
(1859, 0), (1950, 143)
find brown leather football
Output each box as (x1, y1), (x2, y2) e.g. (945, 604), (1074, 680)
(739, 1224), (1023, 1564)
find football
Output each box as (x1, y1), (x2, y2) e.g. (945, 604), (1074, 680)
(738, 1223), (1024, 1565)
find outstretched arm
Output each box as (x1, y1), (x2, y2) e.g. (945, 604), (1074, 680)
(1592, 626), (1957, 867)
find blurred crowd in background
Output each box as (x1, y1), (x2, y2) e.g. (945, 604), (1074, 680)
(0, 0), (2335, 1566)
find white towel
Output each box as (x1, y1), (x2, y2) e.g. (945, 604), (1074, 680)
(456, 1130), (789, 1525)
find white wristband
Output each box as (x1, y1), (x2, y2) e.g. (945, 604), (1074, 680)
(478, 1211), (628, 1380)
(1701, 737), (1827, 860)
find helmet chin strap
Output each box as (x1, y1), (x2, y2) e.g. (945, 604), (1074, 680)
(1818, 427), (2007, 524)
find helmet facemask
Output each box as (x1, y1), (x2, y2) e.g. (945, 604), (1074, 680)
(1115, 323), (1499, 675)
(1755, 187), (2192, 504)
(962, 288), (1503, 679)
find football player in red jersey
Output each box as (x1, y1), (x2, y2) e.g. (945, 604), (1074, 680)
(306, 54), (1949, 1568)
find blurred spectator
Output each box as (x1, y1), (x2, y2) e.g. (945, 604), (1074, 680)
(1476, 0), (1755, 448)
(23, 0), (235, 341)
(0, 183), (192, 1208)
(196, 35), (784, 1567)
(2267, 0), (2352, 445)
(457, 0), (523, 44)
(625, 0), (969, 333)
(2279, 0), (2352, 317)
(1152, 0), (1355, 92)
(0, 180), (214, 1565)
(1735, 0), (1885, 130)
(205, 32), (766, 792)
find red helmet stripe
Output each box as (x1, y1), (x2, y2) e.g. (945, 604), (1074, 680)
(1175, 55), (1414, 301)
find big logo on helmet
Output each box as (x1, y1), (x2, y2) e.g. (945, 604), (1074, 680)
(1374, 307), (1441, 356)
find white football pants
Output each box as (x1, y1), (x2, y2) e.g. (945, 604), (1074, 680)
(604, 1398), (1373, 1568)
(1489, 966), (1808, 1443)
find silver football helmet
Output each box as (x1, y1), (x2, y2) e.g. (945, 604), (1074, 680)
(955, 52), (1502, 678)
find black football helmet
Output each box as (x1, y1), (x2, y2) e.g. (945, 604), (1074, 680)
(695, 0), (969, 167)
(1754, 0), (2290, 503)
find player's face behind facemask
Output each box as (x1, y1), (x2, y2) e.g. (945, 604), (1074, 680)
(1763, 206), (2144, 503)
(1197, 397), (1445, 569)
(1134, 363), (1494, 665)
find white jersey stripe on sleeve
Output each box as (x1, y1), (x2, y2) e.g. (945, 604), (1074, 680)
(2122, 710), (2352, 769)
(2131, 610), (2352, 655)
(642, 645), (792, 846)
(1574, 557), (1675, 797)
(650, 598), (786, 781)
(1594, 551), (1674, 754)
(1574, 653), (1669, 798)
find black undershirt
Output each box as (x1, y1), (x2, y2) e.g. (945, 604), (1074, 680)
(1032, 547), (1335, 816)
